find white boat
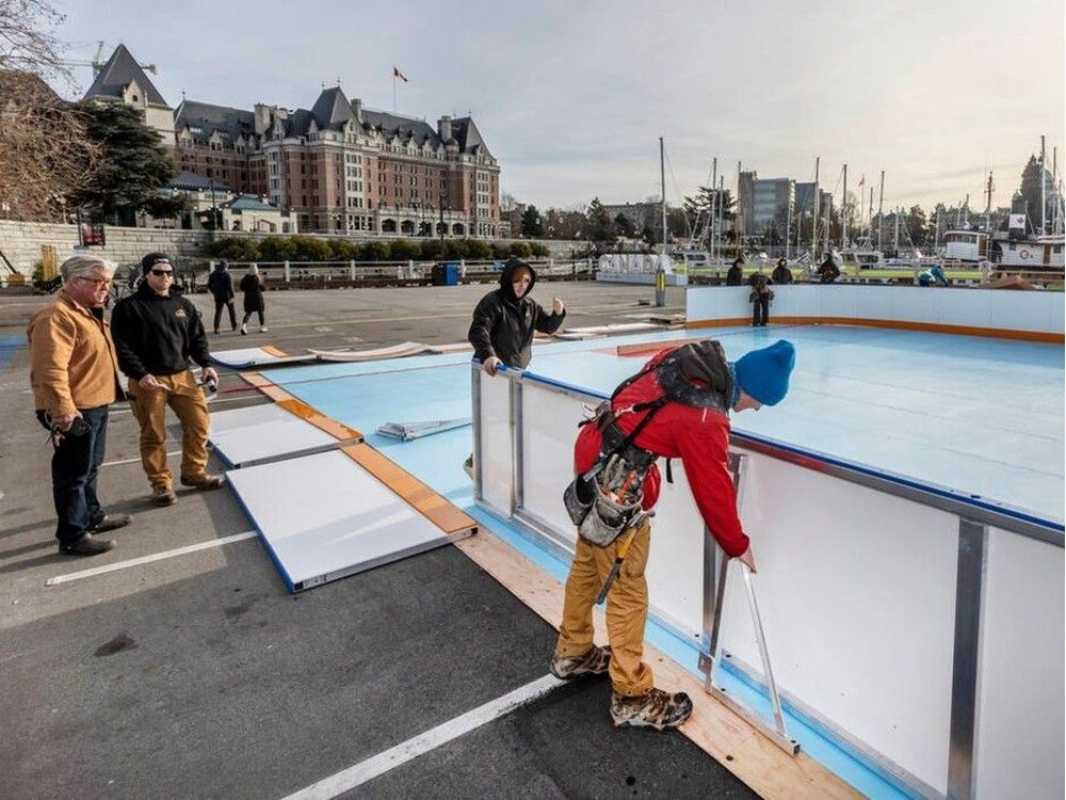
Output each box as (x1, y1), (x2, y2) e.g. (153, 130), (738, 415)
(942, 230), (991, 262)
(996, 234), (1064, 269)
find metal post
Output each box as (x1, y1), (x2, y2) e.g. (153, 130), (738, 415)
(947, 519), (987, 800)
(741, 564), (786, 734)
(349, 259), (356, 281)
(509, 377), (524, 513)
(470, 365), (483, 502)
(283, 259), (291, 283)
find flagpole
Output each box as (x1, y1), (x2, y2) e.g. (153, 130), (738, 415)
(393, 72), (397, 113)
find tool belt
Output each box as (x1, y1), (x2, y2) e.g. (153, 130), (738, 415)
(564, 403), (661, 546)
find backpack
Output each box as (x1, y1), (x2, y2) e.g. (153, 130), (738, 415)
(562, 341), (733, 545)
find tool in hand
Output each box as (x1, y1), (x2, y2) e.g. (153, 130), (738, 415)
(595, 511), (651, 604)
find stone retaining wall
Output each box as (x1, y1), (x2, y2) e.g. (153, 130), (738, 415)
(0, 221), (582, 276)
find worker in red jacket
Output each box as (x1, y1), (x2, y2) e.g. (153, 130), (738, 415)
(551, 338), (796, 730)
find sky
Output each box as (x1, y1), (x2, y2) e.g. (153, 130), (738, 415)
(51, 0), (1064, 214)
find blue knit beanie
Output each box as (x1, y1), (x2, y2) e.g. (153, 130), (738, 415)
(733, 340), (796, 406)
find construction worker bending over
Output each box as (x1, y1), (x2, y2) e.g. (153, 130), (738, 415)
(553, 339), (796, 730)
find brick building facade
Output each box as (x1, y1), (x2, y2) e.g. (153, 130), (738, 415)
(86, 46), (501, 238)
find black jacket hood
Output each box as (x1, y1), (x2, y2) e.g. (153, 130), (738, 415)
(499, 259), (537, 303)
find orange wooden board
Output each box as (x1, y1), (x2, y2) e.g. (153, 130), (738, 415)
(341, 443), (478, 536)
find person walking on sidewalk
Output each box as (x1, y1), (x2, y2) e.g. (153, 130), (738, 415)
(239, 264), (267, 334)
(208, 260), (237, 334)
(553, 339), (796, 730)
(27, 255), (131, 556)
(111, 253), (224, 506)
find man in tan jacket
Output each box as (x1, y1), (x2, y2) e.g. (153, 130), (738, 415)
(27, 255), (130, 556)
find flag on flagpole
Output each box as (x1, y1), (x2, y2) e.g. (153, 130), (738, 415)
(393, 66), (409, 82)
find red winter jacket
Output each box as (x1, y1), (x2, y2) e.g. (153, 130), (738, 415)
(573, 348), (749, 557)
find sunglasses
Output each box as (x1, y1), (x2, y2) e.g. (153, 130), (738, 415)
(150, 269), (174, 277)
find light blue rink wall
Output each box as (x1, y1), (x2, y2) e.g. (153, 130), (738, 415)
(267, 326), (1064, 799)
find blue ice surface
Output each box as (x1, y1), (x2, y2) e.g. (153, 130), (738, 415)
(276, 324), (1064, 524)
(262, 324), (1064, 797)
(0, 334), (25, 371)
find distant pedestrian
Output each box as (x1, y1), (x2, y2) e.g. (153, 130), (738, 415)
(28, 255), (131, 556)
(748, 268), (774, 327)
(208, 261), (237, 334)
(725, 258), (744, 286)
(818, 254), (841, 284)
(771, 257), (793, 285)
(239, 264), (267, 334)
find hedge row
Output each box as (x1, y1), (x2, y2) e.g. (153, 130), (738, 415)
(203, 236), (550, 263)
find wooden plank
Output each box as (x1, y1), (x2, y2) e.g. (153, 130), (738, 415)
(616, 338), (693, 357)
(239, 370), (272, 388)
(341, 443), (477, 536)
(274, 398), (361, 442)
(452, 530), (861, 800)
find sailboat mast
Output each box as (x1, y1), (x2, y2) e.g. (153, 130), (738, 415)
(842, 163), (848, 250)
(878, 170), (885, 252)
(812, 156), (820, 261)
(711, 157), (718, 261)
(659, 137), (667, 256)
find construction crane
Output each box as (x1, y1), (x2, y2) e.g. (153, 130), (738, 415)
(55, 41), (157, 76)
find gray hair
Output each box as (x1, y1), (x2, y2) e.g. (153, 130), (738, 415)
(248, 263), (259, 275)
(60, 255), (115, 282)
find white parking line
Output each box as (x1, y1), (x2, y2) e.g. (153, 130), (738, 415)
(101, 451), (180, 468)
(45, 531), (258, 586)
(110, 394), (257, 415)
(280, 673), (564, 800)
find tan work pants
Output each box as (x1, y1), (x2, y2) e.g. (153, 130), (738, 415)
(127, 370), (210, 490)
(555, 518), (653, 696)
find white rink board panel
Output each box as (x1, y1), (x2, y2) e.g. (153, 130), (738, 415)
(478, 371), (513, 516)
(718, 449), (958, 795)
(520, 382), (587, 542)
(227, 450), (454, 592)
(209, 403), (340, 467)
(209, 347), (315, 368)
(686, 285), (1066, 335)
(974, 527), (1065, 800)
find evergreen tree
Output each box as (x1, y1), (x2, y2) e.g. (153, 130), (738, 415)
(907, 205), (927, 246)
(586, 198), (616, 242)
(68, 101), (180, 224)
(520, 204), (544, 237)
(614, 213), (636, 238)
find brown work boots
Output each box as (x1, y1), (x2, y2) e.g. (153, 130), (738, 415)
(549, 645), (612, 680)
(610, 688), (693, 730)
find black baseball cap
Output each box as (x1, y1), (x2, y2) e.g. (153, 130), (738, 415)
(141, 252), (172, 274)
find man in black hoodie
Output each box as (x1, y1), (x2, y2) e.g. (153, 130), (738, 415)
(468, 258), (566, 375)
(111, 253), (224, 507)
(207, 260), (237, 334)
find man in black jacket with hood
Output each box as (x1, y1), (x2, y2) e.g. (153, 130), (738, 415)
(112, 253), (224, 507)
(468, 258), (566, 375)
(207, 261), (237, 334)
